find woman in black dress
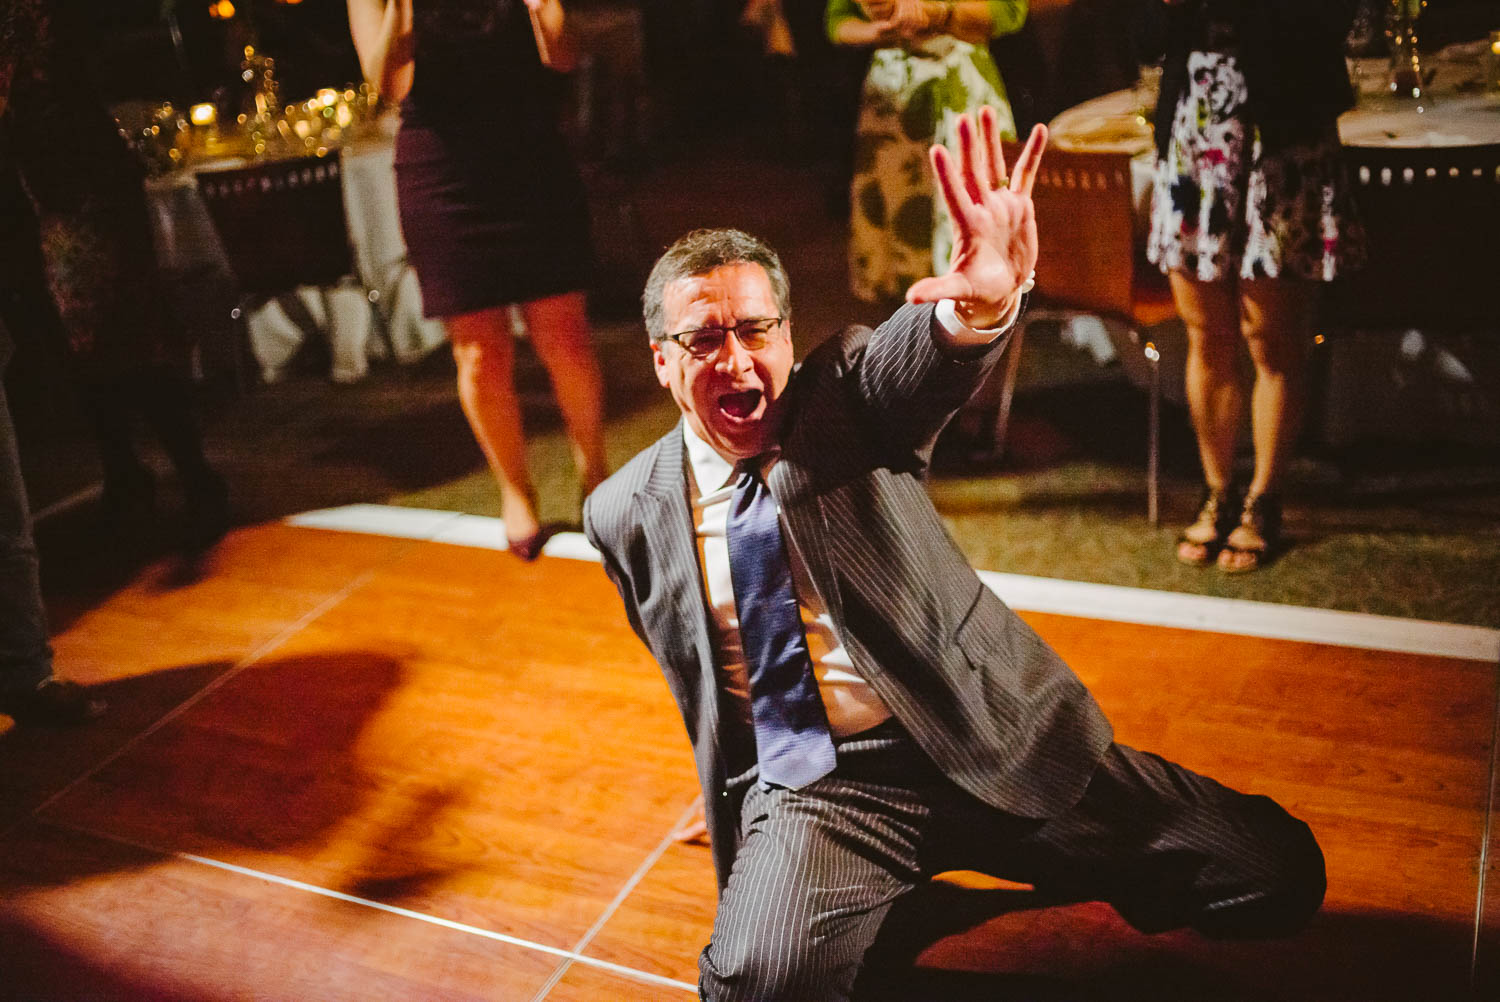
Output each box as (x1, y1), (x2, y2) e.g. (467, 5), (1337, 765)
(349, 0), (607, 559)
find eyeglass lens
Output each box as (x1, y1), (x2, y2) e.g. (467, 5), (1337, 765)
(679, 318), (780, 357)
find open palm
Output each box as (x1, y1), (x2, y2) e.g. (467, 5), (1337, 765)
(907, 109), (1047, 328)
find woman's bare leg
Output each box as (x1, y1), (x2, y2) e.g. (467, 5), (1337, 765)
(1213, 276), (1316, 571)
(446, 306), (540, 543)
(1237, 276), (1316, 500)
(519, 290), (608, 496)
(1171, 270), (1245, 494)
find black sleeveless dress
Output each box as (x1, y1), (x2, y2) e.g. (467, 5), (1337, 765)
(394, 0), (593, 318)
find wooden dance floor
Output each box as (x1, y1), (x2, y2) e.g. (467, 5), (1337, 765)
(2, 513), (1495, 1000)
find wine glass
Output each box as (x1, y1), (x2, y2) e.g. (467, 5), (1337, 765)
(1386, 0), (1429, 102)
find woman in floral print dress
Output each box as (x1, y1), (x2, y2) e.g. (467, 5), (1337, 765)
(1147, 0), (1363, 572)
(828, 0), (1027, 303)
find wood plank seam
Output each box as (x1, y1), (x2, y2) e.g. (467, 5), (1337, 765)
(37, 817), (702, 996)
(5, 538), (424, 845)
(530, 798), (706, 1001)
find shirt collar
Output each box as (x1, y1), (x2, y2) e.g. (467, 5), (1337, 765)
(682, 422), (738, 494)
(682, 422), (783, 495)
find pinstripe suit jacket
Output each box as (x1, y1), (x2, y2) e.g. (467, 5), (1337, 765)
(583, 302), (1113, 888)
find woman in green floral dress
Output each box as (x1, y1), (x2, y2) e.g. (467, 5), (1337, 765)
(828, 0), (1028, 302)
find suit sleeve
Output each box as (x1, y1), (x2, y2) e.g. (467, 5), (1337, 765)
(843, 300), (1014, 464)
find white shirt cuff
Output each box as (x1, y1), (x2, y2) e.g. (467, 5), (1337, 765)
(933, 272), (1033, 347)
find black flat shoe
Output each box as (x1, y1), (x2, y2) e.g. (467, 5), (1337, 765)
(0, 679), (106, 726)
(507, 523), (558, 562)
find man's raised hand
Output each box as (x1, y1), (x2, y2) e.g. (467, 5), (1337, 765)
(906, 109), (1047, 329)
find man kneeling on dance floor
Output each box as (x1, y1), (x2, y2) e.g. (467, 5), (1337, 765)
(584, 108), (1325, 1001)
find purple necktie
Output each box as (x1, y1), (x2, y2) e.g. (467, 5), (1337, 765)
(725, 466), (836, 789)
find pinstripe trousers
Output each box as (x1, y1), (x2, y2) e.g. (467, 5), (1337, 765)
(698, 721), (1325, 1002)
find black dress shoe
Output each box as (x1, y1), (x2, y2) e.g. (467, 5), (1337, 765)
(0, 679), (107, 726)
(182, 470), (231, 552)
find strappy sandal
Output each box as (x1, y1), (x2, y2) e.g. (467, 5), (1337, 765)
(1217, 492), (1282, 574)
(1176, 487), (1237, 567)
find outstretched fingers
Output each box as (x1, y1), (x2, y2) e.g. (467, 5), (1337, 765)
(909, 108), (1047, 308)
(934, 111), (994, 245)
(1007, 123), (1048, 198)
(956, 111), (989, 205)
(929, 141), (970, 245)
(980, 106), (1006, 190)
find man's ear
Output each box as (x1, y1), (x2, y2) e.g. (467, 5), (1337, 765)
(652, 342), (671, 388)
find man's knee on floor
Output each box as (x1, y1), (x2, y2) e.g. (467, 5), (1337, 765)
(1200, 797), (1327, 939)
(700, 937), (846, 1002)
(1258, 809), (1327, 933)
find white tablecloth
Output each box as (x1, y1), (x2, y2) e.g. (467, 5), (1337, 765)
(146, 118), (445, 383)
(1343, 48), (1500, 148)
(1046, 87), (1156, 211)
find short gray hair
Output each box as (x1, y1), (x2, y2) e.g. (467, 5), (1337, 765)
(642, 228), (791, 342)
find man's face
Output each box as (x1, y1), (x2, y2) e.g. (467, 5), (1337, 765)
(653, 262), (793, 463)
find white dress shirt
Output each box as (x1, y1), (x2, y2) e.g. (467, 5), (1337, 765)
(684, 425), (893, 738)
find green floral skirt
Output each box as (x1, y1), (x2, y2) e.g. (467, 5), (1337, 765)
(848, 36), (1013, 303)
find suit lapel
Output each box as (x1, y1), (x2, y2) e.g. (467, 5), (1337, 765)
(769, 375), (845, 631)
(634, 427), (722, 744)
(767, 453), (841, 627)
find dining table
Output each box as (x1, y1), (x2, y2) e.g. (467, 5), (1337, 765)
(144, 112), (446, 384)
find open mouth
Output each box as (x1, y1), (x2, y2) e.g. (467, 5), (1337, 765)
(718, 389), (763, 420)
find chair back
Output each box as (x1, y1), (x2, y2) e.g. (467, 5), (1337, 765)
(1327, 143), (1500, 331)
(196, 153), (354, 298)
(1006, 143), (1139, 319)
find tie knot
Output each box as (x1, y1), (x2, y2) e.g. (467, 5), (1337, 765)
(734, 457), (772, 490)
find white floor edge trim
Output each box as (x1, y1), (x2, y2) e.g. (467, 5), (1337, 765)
(287, 504), (1500, 664)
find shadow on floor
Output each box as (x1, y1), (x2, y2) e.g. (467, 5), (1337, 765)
(857, 882), (1489, 1001)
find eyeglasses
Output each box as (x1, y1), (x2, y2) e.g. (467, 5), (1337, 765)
(660, 317), (785, 360)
